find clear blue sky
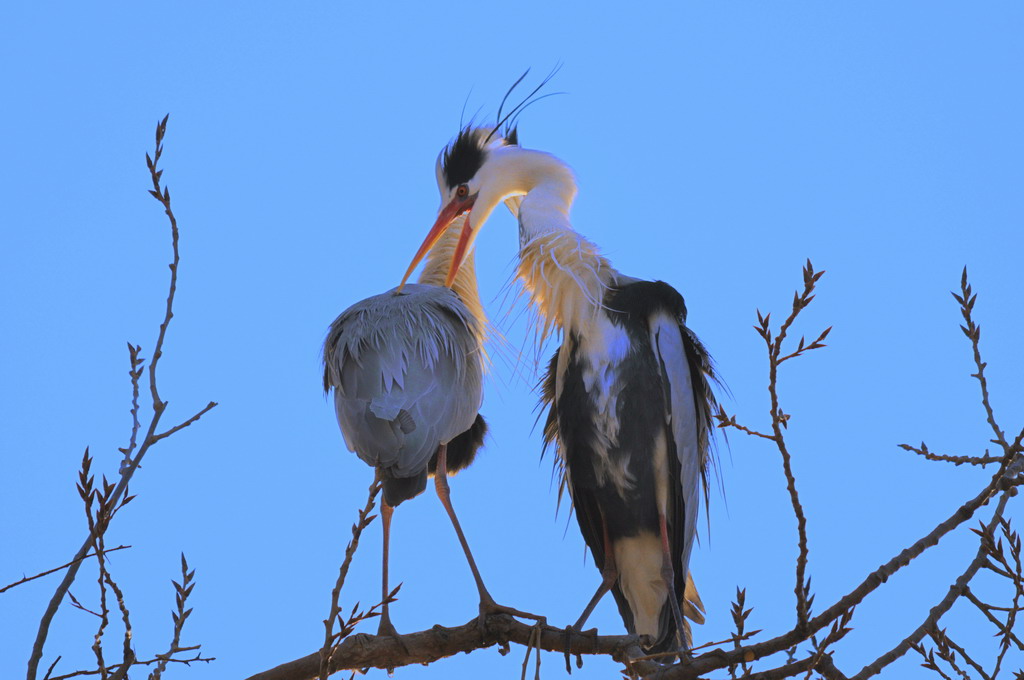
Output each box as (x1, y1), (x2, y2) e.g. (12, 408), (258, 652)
(2, 3), (1022, 678)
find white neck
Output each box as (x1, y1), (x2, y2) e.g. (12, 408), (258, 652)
(473, 147), (612, 334)
(511, 152), (578, 244)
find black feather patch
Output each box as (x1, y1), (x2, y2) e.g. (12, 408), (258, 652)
(382, 471), (428, 507)
(430, 413), (487, 475)
(441, 127), (488, 189)
(605, 280), (688, 326)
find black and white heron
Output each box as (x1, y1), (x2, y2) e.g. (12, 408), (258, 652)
(404, 125), (719, 654)
(324, 208), (535, 637)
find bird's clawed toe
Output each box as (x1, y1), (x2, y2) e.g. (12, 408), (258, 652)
(376, 612), (410, 655)
(475, 596), (547, 636)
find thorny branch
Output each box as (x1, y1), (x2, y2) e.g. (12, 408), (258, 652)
(318, 476), (385, 680)
(852, 495), (1014, 679)
(248, 617), (662, 680)
(25, 116), (216, 680)
(899, 442), (1003, 467)
(44, 648), (213, 680)
(964, 587), (1024, 652)
(764, 260), (828, 631)
(953, 268), (1010, 455)
(149, 553), (199, 680)
(721, 260), (828, 632)
(1, 547), (130, 595)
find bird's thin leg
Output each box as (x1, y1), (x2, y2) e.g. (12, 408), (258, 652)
(377, 500), (401, 638)
(573, 515), (617, 631)
(658, 513), (687, 651)
(433, 444), (545, 627)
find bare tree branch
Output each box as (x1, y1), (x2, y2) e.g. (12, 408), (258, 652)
(45, 650), (213, 680)
(953, 268), (1010, 455)
(851, 490), (1013, 679)
(715, 407), (776, 441)
(26, 116), (217, 680)
(318, 476), (383, 679)
(899, 442), (1003, 467)
(248, 616), (658, 680)
(1, 547), (130, 595)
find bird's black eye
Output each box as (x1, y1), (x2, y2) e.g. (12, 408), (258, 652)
(456, 184), (468, 198)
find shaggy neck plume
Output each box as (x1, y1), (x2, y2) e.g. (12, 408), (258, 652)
(511, 152), (613, 336)
(418, 215), (486, 339)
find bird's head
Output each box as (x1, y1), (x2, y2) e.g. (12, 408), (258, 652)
(399, 125), (524, 289)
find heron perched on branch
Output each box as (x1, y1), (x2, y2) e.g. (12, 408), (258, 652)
(404, 120), (719, 654)
(325, 207), (536, 638)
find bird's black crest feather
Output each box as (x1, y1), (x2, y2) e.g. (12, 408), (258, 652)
(442, 127), (487, 189)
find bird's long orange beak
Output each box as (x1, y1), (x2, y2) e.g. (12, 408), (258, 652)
(399, 193), (476, 290)
(445, 215), (476, 288)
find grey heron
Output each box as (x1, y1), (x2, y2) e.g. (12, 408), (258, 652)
(404, 125), (719, 654)
(324, 208), (537, 638)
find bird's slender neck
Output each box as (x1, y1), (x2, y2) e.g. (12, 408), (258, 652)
(418, 215), (486, 335)
(485, 149), (611, 335)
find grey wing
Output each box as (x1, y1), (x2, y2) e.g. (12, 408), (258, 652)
(648, 312), (718, 577)
(323, 285), (484, 477)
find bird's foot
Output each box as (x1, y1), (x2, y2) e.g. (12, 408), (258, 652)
(476, 596), (546, 638)
(376, 612), (410, 655)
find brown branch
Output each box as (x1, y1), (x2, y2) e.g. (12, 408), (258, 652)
(45, 651), (213, 680)
(118, 344), (144, 472)
(850, 490), (1013, 680)
(150, 553), (199, 680)
(43, 656), (61, 680)
(953, 268), (1009, 455)
(649, 469), (1024, 680)
(149, 401), (218, 444)
(737, 654), (842, 680)
(67, 591), (102, 618)
(145, 114), (175, 415)
(1, 546), (130, 595)
(101, 558), (134, 676)
(930, 628), (991, 680)
(687, 628), (762, 654)
(992, 518), (1023, 678)
(899, 442), (1002, 467)
(912, 643), (956, 680)
(318, 476), (382, 680)
(27, 116), (216, 680)
(246, 616), (654, 680)
(766, 260), (823, 629)
(714, 408), (776, 441)
(816, 654), (850, 680)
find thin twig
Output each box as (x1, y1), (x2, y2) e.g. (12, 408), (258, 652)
(149, 553), (198, 680)
(26, 116), (217, 680)
(250, 618), (658, 680)
(953, 268), (1009, 455)
(1, 546), (130, 594)
(851, 491), (1013, 680)
(715, 408), (776, 441)
(145, 114), (175, 415)
(965, 587), (1024, 651)
(651, 469), (1024, 680)
(150, 401), (218, 444)
(46, 652), (213, 680)
(765, 260), (823, 630)
(318, 475), (382, 680)
(931, 628), (991, 680)
(912, 643), (955, 680)
(899, 442), (1002, 467)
